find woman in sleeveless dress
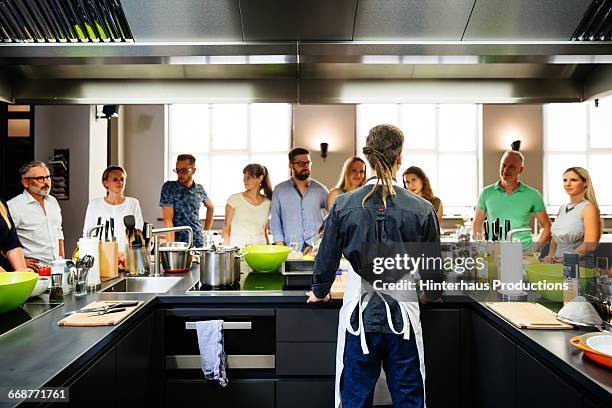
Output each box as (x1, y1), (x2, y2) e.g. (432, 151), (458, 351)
(544, 167), (601, 262)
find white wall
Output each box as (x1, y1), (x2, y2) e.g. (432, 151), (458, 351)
(89, 107), (108, 199)
(122, 105), (166, 228)
(34, 105), (92, 255)
(292, 105), (356, 189)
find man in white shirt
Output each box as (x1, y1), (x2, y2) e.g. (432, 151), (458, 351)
(8, 161), (64, 271)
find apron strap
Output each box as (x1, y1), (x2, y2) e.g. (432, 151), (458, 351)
(374, 291), (411, 340)
(344, 292), (374, 355)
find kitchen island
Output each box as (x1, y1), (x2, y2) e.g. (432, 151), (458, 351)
(0, 267), (610, 408)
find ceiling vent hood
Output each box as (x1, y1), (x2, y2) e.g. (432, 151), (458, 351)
(1, 0), (611, 104)
(572, 0), (612, 41)
(0, 0), (133, 43)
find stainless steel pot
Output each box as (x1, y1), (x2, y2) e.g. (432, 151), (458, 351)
(193, 246), (245, 288)
(160, 242), (193, 273)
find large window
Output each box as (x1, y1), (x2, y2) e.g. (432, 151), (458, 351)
(167, 104), (292, 215)
(544, 97), (612, 215)
(356, 104), (481, 216)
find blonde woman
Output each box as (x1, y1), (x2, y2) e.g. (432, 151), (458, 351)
(0, 201), (28, 272)
(83, 166), (143, 254)
(326, 157), (367, 209)
(544, 167), (601, 262)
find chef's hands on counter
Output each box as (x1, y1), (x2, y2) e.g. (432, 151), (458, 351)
(306, 290), (330, 303)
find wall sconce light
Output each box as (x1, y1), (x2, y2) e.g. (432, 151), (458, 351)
(320, 142), (329, 160)
(511, 140), (521, 151)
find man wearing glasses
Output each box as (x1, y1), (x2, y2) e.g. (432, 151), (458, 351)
(271, 148), (328, 252)
(7, 161), (64, 271)
(159, 154), (214, 248)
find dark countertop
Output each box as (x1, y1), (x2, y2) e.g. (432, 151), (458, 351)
(0, 266), (610, 407)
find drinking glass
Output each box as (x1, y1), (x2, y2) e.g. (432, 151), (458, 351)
(596, 257), (609, 277)
(289, 237), (299, 253)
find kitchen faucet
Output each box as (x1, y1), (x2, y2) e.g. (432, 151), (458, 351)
(506, 228), (531, 242)
(150, 226), (193, 277)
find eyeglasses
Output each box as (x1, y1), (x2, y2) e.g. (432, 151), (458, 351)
(173, 167), (193, 175)
(25, 175), (51, 182)
(291, 161), (311, 168)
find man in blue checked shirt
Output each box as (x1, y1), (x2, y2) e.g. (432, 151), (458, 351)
(160, 154), (214, 248)
(271, 148), (328, 252)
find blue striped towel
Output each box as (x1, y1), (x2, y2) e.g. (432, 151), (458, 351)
(195, 320), (228, 387)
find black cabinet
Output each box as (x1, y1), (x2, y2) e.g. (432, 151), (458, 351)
(470, 312), (516, 408)
(276, 380), (335, 408)
(63, 346), (116, 407)
(48, 313), (158, 408)
(421, 309), (463, 408)
(116, 313), (158, 405)
(276, 309), (338, 342)
(165, 379), (275, 408)
(516, 346), (582, 408)
(276, 342), (337, 376)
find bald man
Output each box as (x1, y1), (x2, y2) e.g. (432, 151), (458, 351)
(473, 151), (551, 251)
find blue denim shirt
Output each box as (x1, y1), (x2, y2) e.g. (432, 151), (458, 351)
(270, 178), (328, 250)
(159, 180), (210, 247)
(312, 179), (442, 333)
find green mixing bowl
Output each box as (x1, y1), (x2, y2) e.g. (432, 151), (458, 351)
(525, 263), (599, 302)
(0, 272), (38, 313)
(243, 245), (291, 273)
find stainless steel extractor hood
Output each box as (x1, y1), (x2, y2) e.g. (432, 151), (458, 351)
(0, 0), (611, 104)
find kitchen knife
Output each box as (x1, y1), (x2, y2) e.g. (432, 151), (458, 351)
(110, 218), (115, 242)
(88, 307), (126, 317)
(483, 220), (489, 241)
(104, 220), (109, 242)
(492, 218), (500, 241)
(96, 216), (102, 239)
(65, 301), (140, 315)
(504, 220), (511, 241)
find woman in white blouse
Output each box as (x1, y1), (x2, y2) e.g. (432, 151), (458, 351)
(222, 164), (272, 247)
(83, 166), (143, 254)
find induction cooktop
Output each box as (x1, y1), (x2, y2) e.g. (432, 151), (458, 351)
(0, 302), (63, 337)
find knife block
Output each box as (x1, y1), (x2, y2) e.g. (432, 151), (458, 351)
(99, 241), (119, 279)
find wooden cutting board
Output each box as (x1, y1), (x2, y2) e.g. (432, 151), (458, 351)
(58, 300), (144, 327)
(330, 272), (346, 299)
(485, 302), (573, 330)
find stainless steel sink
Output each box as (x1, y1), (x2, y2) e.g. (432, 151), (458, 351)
(101, 277), (182, 293)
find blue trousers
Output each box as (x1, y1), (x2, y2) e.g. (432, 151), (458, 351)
(341, 332), (424, 408)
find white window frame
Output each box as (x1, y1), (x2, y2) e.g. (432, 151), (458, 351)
(356, 103), (482, 218)
(543, 101), (612, 216)
(166, 104), (292, 216)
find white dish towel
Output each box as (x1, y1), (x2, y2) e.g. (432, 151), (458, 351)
(195, 320), (228, 387)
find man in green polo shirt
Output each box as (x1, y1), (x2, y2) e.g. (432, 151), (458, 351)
(473, 151), (551, 251)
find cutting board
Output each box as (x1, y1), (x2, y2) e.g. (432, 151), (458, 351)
(485, 302), (573, 330)
(58, 300), (144, 327)
(330, 272), (346, 299)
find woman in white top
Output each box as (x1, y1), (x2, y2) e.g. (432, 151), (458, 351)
(222, 164), (272, 247)
(545, 167), (601, 262)
(83, 166), (144, 254)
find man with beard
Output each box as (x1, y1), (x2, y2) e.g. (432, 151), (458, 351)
(271, 148), (328, 252)
(8, 161), (64, 271)
(160, 154), (214, 248)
